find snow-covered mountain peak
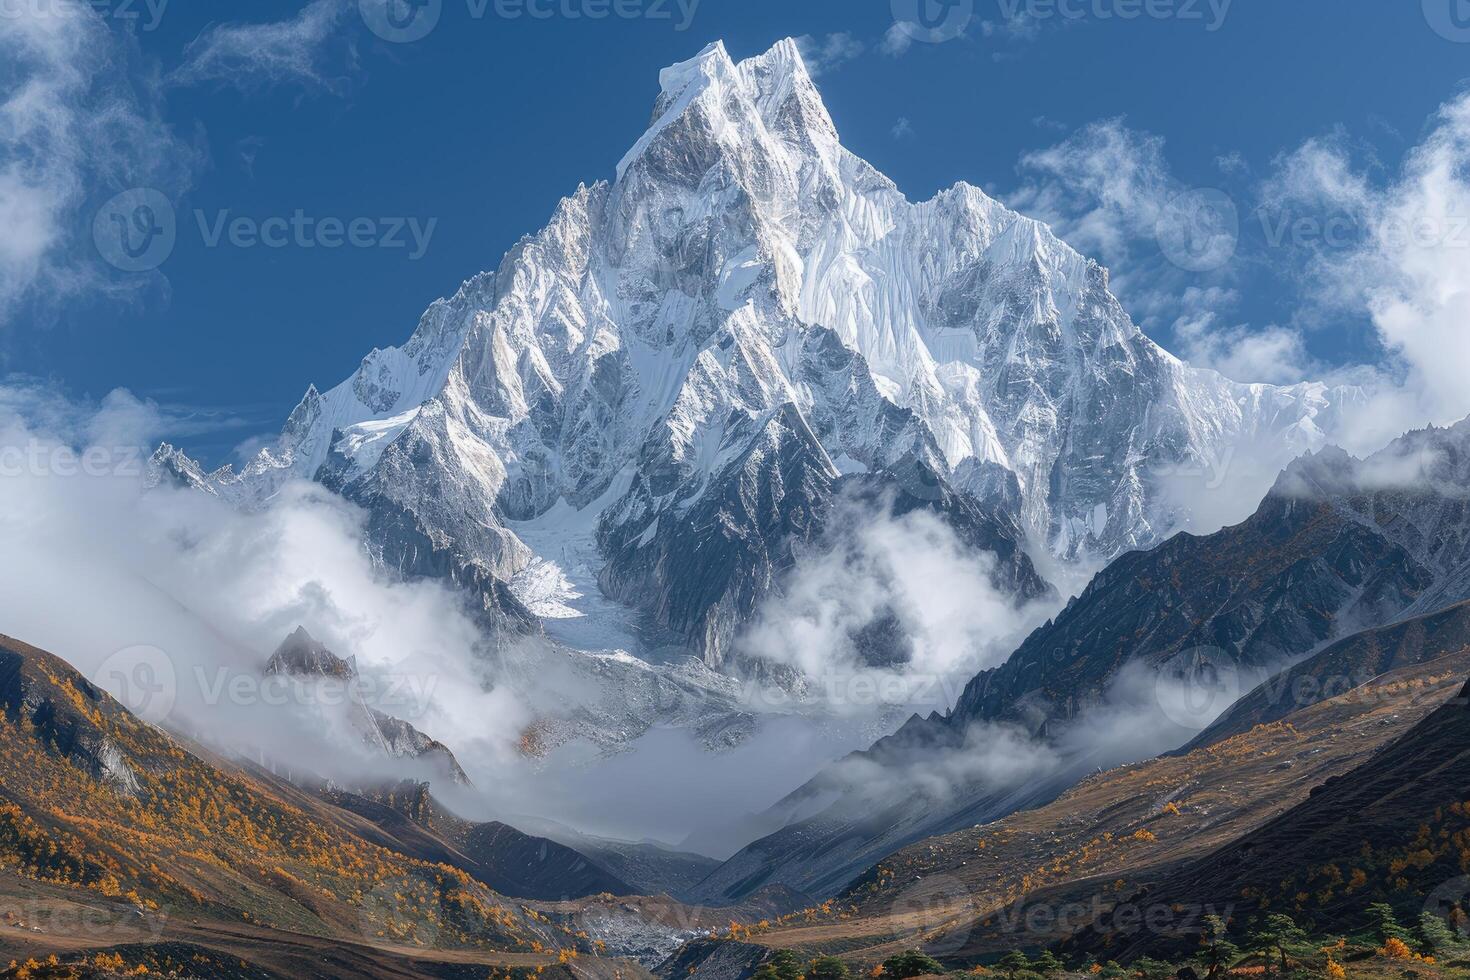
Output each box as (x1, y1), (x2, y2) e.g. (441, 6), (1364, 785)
(159, 38), (1362, 676)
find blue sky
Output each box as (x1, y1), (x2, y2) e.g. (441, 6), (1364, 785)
(4, 0), (1470, 462)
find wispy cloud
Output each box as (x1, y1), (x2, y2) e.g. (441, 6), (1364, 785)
(0, 0), (197, 325)
(794, 32), (865, 77)
(170, 0), (355, 94)
(879, 22), (915, 57)
(1003, 117), (1226, 326)
(890, 116), (915, 141)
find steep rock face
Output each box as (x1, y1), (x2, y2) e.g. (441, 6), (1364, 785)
(157, 38), (1358, 671)
(1191, 598), (1470, 746)
(692, 417), (1470, 906)
(264, 627), (470, 786)
(933, 417), (1470, 736)
(0, 634), (141, 795)
(323, 784), (638, 902)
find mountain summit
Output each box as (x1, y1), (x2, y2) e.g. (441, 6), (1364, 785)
(156, 38), (1356, 668)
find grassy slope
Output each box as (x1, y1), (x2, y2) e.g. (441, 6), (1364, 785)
(0, 633), (648, 979)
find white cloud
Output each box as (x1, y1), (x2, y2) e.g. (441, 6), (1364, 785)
(879, 22), (914, 57)
(170, 0), (354, 94)
(794, 32), (865, 77)
(0, 0), (195, 323)
(739, 497), (1055, 717)
(1258, 93), (1470, 449)
(1009, 118), (1174, 263)
(0, 385), (922, 850)
(0, 382), (537, 796)
(1176, 319), (1315, 387)
(891, 116), (914, 140)
(1004, 117), (1232, 328)
(1172, 283), (1318, 386)
(1215, 150), (1248, 177)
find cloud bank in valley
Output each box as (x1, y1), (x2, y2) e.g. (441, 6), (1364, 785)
(738, 497), (1055, 716)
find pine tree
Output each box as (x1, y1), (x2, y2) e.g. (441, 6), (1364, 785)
(1029, 949), (1064, 976)
(1419, 909), (1467, 956)
(1366, 902), (1411, 944)
(995, 950), (1031, 979)
(1193, 913), (1239, 980)
(807, 956), (851, 980)
(1249, 913), (1309, 976)
(754, 950), (804, 980)
(880, 950), (945, 979)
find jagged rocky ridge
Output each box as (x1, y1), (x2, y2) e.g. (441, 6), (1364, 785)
(154, 37), (1358, 674)
(690, 415), (1470, 906)
(264, 626), (471, 786)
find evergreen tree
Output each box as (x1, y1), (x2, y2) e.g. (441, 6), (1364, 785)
(880, 950), (945, 979)
(995, 950), (1032, 979)
(1419, 909), (1467, 956)
(1128, 958), (1175, 980)
(1249, 914), (1309, 976)
(1366, 902), (1411, 944)
(1029, 949), (1064, 976)
(1193, 913), (1240, 979)
(807, 956), (851, 980)
(754, 950), (804, 980)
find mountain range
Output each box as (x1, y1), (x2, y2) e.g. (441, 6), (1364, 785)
(153, 38), (1358, 694)
(68, 34), (1470, 979)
